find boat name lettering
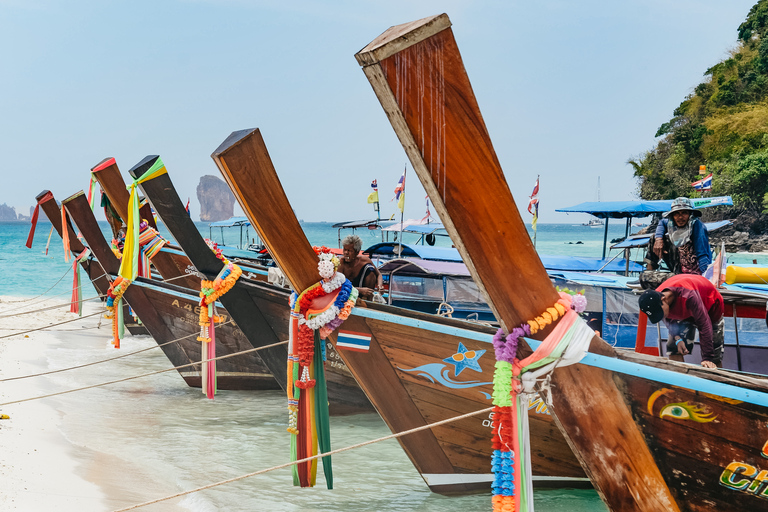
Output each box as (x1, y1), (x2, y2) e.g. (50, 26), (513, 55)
(720, 461), (768, 497)
(171, 299), (227, 323)
(184, 265), (204, 278)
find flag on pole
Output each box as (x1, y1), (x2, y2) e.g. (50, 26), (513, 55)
(421, 196), (432, 223)
(393, 171), (405, 213)
(691, 173), (713, 191)
(528, 176), (539, 230)
(185, 198), (191, 216)
(367, 179), (379, 204)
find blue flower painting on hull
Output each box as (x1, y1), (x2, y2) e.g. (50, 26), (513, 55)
(443, 342), (486, 376)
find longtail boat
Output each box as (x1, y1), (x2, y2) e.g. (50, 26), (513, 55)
(211, 128), (588, 493)
(90, 157), (202, 291)
(62, 190), (279, 390)
(356, 13), (768, 510)
(127, 158), (372, 414)
(31, 190), (147, 336)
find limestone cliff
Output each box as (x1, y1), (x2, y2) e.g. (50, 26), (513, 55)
(0, 203), (17, 221)
(197, 175), (236, 222)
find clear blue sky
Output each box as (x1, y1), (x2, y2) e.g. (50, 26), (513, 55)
(0, 0), (758, 224)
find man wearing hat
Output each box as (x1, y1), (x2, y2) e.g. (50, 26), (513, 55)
(644, 197), (712, 275)
(638, 273), (724, 368)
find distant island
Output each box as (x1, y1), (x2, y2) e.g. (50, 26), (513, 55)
(0, 203), (31, 221)
(197, 175), (236, 222)
(630, 0), (768, 240)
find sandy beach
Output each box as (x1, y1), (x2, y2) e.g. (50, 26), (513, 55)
(0, 297), (189, 511)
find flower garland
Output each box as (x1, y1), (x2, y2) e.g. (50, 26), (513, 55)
(104, 276), (131, 349)
(491, 291), (588, 512)
(287, 246), (356, 489)
(197, 241), (242, 399)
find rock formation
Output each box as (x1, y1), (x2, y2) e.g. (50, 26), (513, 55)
(0, 203), (18, 221)
(197, 175), (236, 222)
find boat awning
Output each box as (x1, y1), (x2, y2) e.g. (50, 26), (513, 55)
(378, 258), (471, 276)
(557, 196), (733, 219)
(209, 216), (250, 227)
(332, 219), (393, 229)
(365, 242), (463, 262)
(539, 255), (644, 273)
(381, 219), (441, 232)
(397, 223), (446, 235)
(610, 220), (733, 249)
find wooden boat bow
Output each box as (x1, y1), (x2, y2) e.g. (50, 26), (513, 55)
(356, 14), (678, 510)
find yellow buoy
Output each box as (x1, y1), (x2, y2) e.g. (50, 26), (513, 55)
(725, 265), (768, 285)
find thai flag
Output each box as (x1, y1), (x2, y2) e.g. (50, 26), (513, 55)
(337, 330), (372, 353)
(527, 177), (539, 215)
(371, 179), (378, 191)
(393, 173), (405, 200)
(185, 198), (191, 216)
(691, 173), (713, 191)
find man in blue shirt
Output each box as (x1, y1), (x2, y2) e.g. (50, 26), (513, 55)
(644, 197), (712, 275)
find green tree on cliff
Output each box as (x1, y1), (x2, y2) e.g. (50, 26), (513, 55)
(631, 0), (768, 213)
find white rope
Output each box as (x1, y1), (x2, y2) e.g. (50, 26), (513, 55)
(0, 319), (236, 382)
(112, 406), (494, 511)
(0, 338), (289, 406)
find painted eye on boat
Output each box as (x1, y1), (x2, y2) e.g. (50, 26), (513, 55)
(658, 402), (716, 422)
(660, 405), (691, 420)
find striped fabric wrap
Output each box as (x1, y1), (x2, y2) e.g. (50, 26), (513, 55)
(137, 223), (166, 260)
(491, 292), (592, 512)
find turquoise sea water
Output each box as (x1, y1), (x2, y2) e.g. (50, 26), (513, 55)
(0, 219), (764, 510)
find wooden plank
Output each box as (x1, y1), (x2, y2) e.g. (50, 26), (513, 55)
(356, 17), (678, 510)
(91, 157), (157, 230)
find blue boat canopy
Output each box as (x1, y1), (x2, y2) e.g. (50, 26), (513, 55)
(208, 216), (250, 227)
(365, 243), (463, 262)
(557, 196), (733, 219)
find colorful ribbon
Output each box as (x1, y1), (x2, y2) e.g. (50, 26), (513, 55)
(26, 191), (53, 249)
(118, 158), (167, 282)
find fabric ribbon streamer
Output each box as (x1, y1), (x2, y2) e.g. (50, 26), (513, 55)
(287, 246), (358, 489)
(104, 276), (130, 348)
(87, 175), (99, 211)
(119, 158), (167, 282)
(198, 244), (242, 399)
(491, 292), (592, 512)
(61, 204), (71, 263)
(26, 191), (53, 249)
(70, 248), (91, 315)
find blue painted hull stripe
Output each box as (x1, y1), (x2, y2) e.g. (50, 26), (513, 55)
(349, 306), (768, 408)
(350, 307), (493, 343)
(130, 279), (225, 309)
(158, 247), (268, 276)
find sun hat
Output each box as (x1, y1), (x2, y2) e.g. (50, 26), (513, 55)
(638, 289), (665, 323)
(662, 197), (701, 218)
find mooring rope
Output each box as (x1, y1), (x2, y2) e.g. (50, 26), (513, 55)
(112, 406), (494, 512)
(0, 339), (289, 406)
(0, 319), (235, 382)
(0, 271), (108, 314)
(0, 265), (73, 305)
(0, 310), (107, 339)
(0, 295), (103, 320)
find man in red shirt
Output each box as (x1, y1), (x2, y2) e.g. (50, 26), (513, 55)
(638, 274), (725, 368)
